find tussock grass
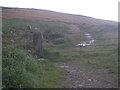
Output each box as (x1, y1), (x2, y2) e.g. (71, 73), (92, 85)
(2, 18), (118, 88)
(2, 19), (68, 88)
(3, 45), (65, 88)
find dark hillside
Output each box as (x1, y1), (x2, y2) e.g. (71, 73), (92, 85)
(2, 7), (118, 88)
(2, 7), (117, 26)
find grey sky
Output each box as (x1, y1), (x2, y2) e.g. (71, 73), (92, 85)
(1, 0), (119, 21)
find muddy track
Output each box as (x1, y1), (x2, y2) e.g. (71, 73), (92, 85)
(54, 24), (117, 88)
(54, 60), (118, 88)
(53, 24), (118, 88)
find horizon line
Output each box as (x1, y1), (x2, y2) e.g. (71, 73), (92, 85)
(1, 6), (118, 22)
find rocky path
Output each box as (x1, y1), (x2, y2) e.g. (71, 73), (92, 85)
(54, 60), (118, 88)
(54, 25), (118, 88)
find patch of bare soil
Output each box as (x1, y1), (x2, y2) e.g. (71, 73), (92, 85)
(54, 60), (118, 88)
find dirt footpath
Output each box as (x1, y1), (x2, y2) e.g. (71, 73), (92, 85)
(54, 60), (118, 88)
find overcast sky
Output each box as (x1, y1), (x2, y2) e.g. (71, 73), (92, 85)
(1, 0), (119, 21)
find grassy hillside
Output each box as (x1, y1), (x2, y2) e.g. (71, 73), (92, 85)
(2, 7), (117, 25)
(2, 7), (118, 88)
(2, 18), (69, 88)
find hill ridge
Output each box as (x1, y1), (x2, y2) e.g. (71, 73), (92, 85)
(2, 6), (117, 26)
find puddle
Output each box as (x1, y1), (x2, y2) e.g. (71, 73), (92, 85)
(76, 32), (95, 47)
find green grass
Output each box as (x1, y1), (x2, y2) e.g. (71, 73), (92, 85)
(2, 18), (69, 88)
(2, 45), (66, 88)
(2, 18), (118, 88)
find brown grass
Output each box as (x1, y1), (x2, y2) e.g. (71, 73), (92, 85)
(2, 7), (117, 26)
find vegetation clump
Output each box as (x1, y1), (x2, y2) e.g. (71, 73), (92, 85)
(2, 19), (68, 88)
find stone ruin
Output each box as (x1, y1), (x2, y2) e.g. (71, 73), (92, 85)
(27, 26), (43, 57)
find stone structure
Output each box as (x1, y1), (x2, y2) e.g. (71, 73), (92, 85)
(27, 25), (31, 30)
(33, 28), (43, 57)
(27, 26), (43, 57)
